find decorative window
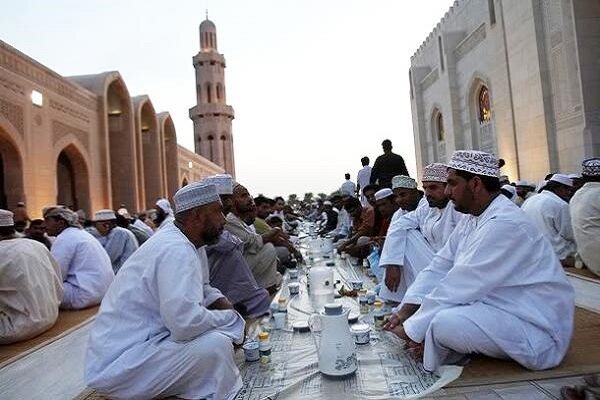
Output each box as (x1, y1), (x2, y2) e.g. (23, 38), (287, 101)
(206, 84), (212, 103)
(438, 36), (444, 72)
(207, 135), (214, 161)
(488, 0), (497, 26)
(436, 113), (445, 141)
(478, 86), (492, 122)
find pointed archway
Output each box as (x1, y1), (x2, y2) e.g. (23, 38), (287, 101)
(0, 122), (25, 210)
(56, 144), (90, 214)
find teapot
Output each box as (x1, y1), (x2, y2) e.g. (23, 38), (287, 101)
(308, 303), (358, 378)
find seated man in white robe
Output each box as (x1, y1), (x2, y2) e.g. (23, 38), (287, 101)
(225, 183), (282, 293)
(89, 210), (139, 274)
(385, 150), (575, 372)
(522, 174), (576, 267)
(379, 166), (462, 303)
(154, 198), (175, 230)
(44, 206), (114, 310)
(86, 182), (245, 400)
(0, 210), (63, 344)
(570, 158), (600, 276)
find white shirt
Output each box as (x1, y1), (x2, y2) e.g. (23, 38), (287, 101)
(0, 239), (63, 344)
(522, 190), (576, 260)
(570, 182), (600, 273)
(133, 218), (154, 237)
(91, 226), (139, 274)
(357, 166), (372, 191)
(52, 227), (114, 309)
(341, 180), (357, 195)
(403, 195), (574, 362)
(86, 222), (244, 399)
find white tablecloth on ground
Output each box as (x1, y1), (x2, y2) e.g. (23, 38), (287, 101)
(234, 247), (462, 400)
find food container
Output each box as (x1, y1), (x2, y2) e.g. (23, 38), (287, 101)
(292, 320), (310, 333)
(349, 280), (363, 291)
(288, 282), (300, 295)
(278, 297), (288, 312)
(273, 312), (286, 329)
(351, 324), (371, 345)
(359, 297), (369, 314)
(243, 341), (260, 362)
(288, 269), (299, 280)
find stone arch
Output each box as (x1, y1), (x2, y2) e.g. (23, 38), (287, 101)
(0, 116), (25, 210)
(220, 133), (230, 172)
(206, 83), (213, 104)
(67, 71), (139, 210)
(158, 112), (179, 199)
(467, 73), (497, 154)
(216, 83), (223, 103)
(133, 96), (162, 209)
(181, 176), (189, 187)
(54, 138), (91, 215)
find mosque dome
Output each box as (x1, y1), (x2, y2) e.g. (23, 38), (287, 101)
(199, 16), (217, 51)
(200, 18), (216, 32)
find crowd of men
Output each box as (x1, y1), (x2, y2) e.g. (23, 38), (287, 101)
(0, 135), (599, 399)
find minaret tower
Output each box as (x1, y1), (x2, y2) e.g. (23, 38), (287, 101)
(189, 14), (236, 176)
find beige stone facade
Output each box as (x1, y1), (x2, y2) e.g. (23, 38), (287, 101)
(190, 18), (236, 177)
(0, 38), (223, 218)
(410, 0), (600, 182)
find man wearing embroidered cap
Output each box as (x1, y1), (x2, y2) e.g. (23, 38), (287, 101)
(570, 157), (600, 276)
(86, 182), (245, 400)
(44, 205), (114, 309)
(380, 163), (463, 304)
(89, 209), (139, 274)
(391, 175), (424, 213)
(0, 209), (63, 344)
(522, 173), (576, 266)
(386, 150), (574, 373)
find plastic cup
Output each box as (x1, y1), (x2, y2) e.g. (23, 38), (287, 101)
(273, 312), (286, 330)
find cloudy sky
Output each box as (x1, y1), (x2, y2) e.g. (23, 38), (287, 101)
(2, 0), (453, 198)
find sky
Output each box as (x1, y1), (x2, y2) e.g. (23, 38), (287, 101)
(1, 0), (454, 198)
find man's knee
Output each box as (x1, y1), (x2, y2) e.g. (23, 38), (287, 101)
(428, 309), (469, 350)
(189, 331), (234, 363)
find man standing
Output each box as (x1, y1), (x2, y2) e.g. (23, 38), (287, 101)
(90, 210), (139, 273)
(357, 156), (372, 206)
(44, 206), (114, 309)
(225, 183), (282, 292)
(379, 164), (462, 303)
(522, 174), (576, 267)
(570, 158), (600, 276)
(341, 173), (356, 197)
(0, 210), (63, 344)
(386, 150), (574, 372)
(86, 182), (245, 400)
(370, 139), (409, 188)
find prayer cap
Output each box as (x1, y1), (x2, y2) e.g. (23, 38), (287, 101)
(567, 173), (580, 180)
(0, 209), (14, 227)
(422, 163), (448, 183)
(323, 200), (332, 206)
(94, 209), (116, 222)
(515, 180), (529, 187)
(202, 174), (233, 195)
(392, 175), (417, 189)
(582, 157), (600, 177)
(549, 174), (573, 187)
(173, 181), (220, 214)
(43, 205), (81, 227)
(374, 188), (394, 201)
(156, 198), (173, 215)
(448, 150), (499, 178)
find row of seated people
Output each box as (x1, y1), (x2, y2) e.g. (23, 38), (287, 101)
(0, 174), (302, 348)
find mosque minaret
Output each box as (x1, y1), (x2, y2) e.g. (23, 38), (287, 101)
(189, 15), (236, 177)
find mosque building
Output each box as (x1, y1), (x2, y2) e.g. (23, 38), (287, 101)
(0, 17), (234, 217)
(410, 0), (599, 182)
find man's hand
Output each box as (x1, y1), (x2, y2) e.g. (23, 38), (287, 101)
(383, 303), (420, 330)
(387, 324), (424, 361)
(384, 265), (402, 292)
(262, 228), (282, 244)
(208, 297), (234, 311)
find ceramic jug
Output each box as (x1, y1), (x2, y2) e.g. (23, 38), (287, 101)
(308, 303), (358, 378)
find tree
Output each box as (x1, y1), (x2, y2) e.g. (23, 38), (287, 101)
(303, 192), (314, 203)
(287, 194), (299, 207)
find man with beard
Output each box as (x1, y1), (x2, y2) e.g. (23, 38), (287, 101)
(86, 182), (245, 400)
(379, 164), (463, 303)
(225, 183), (282, 292)
(385, 151), (574, 373)
(25, 219), (54, 250)
(154, 198), (175, 230)
(253, 195), (275, 235)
